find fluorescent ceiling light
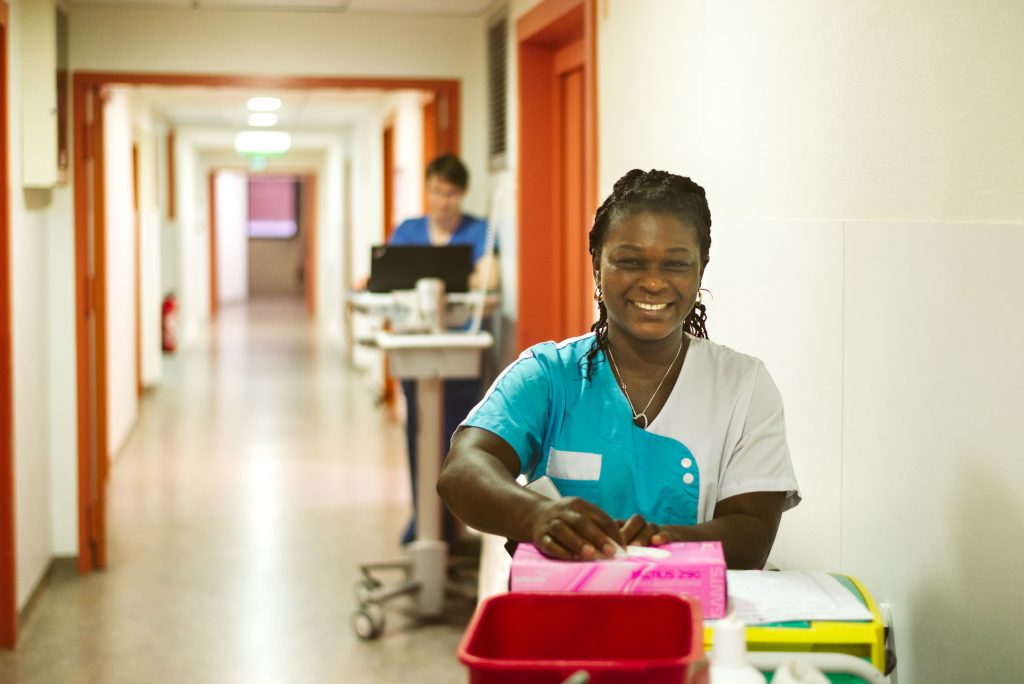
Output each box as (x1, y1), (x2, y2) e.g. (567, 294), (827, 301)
(247, 97), (282, 112)
(248, 112), (278, 127)
(235, 131), (291, 155)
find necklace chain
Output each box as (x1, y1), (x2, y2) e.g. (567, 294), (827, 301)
(605, 337), (684, 429)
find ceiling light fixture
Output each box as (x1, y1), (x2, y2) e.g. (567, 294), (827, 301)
(248, 112), (278, 127)
(247, 97), (282, 112)
(234, 130), (291, 156)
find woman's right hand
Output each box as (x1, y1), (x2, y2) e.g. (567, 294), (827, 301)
(528, 497), (625, 560)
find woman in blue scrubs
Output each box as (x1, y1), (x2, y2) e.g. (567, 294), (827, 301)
(390, 155), (497, 546)
(437, 169), (800, 569)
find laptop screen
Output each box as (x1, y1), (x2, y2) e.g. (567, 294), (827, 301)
(367, 244), (474, 293)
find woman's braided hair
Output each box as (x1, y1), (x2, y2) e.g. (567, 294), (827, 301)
(583, 169), (712, 379)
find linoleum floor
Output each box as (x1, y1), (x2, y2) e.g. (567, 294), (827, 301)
(0, 300), (474, 684)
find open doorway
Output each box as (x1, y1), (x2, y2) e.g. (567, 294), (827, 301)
(210, 172), (317, 309)
(247, 174), (309, 301)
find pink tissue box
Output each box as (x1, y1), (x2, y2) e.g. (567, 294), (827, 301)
(510, 541), (728, 619)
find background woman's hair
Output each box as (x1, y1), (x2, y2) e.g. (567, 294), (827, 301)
(583, 169), (711, 379)
(424, 154), (469, 190)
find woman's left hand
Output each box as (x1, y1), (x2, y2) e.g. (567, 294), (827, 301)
(619, 514), (671, 547)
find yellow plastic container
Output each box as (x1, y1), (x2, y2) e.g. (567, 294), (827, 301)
(702, 575), (886, 675)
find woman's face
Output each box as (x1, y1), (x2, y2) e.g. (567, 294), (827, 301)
(596, 211), (703, 344)
(426, 174), (465, 227)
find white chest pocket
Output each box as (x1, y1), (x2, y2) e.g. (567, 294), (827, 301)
(547, 448), (602, 481)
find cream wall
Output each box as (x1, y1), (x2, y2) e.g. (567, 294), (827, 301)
(317, 141), (345, 348)
(132, 99), (163, 388)
(597, 1), (1024, 681)
(173, 129), (212, 352)
(103, 91), (139, 459)
(386, 91), (426, 226)
(45, 187), (77, 558)
(214, 171), (249, 304)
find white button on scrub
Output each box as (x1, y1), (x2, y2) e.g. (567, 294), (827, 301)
(682, 473), (695, 485)
(680, 458), (693, 469)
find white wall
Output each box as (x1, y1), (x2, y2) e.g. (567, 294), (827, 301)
(45, 187), (77, 558)
(386, 90), (425, 226)
(172, 131), (210, 352)
(316, 141), (345, 349)
(842, 221), (1024, 681)
(103, 91), (139, 459)
(597, 2), (1024, 681)
(11, 182), (53, 608)
(347, 113), (384, 377)
(8, 0), (61, 606)
(131, 98), (163, 388)
(214, 170), (249, 304)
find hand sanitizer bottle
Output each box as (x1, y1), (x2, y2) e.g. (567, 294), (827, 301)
(710, 615), (767, 683)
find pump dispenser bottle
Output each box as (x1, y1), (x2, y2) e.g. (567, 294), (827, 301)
(709, 615), (767, 683)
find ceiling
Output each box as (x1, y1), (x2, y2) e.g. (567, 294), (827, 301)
(66, 0), (498, 16)
(131, 85), (404, 131)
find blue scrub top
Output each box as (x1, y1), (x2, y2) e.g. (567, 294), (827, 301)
(463, 335), (701, 526)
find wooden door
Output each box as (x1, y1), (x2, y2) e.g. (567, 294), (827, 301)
(73, 79), (109, 573)
(516, 0), (598, 350)
(557, 47), (590, 340)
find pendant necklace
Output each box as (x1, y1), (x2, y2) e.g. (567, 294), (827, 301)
(605, 336), (684, 429)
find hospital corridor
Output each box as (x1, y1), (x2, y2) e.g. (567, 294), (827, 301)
(2, 1), (1024, 682)
(0, 300), (471, 682)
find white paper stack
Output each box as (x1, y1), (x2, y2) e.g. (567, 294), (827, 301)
(712, 570), (874, 625)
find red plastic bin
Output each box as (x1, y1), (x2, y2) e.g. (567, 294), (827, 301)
(458, 592), (705, 684)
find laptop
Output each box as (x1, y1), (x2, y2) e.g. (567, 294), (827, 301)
(367, 244), (474, 293)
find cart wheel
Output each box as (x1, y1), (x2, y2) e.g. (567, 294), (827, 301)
(351, 606), (385, 641)
(354, 577), (382, 605)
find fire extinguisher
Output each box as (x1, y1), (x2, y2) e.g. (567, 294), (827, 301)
(162, 293), (178, 353)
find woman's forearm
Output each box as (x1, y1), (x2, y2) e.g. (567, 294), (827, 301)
(660, 491), (786, 569)
(660, 514), (777, 570)
(437, 449), (545, 542)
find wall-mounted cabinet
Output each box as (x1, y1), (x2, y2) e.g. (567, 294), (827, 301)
(21, 0), (67, 188)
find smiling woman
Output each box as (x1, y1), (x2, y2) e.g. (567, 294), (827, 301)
(437, 169), (802, 570)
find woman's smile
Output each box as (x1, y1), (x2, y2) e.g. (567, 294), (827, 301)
(631, 300), (673, 312)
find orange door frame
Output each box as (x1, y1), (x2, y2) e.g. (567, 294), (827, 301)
(0, 0), (17, 649)
(72, 72), (461, 573)
(73, 77), (110, 573)
(380, 122), (397, 407)
(516, 0), (598, 351)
